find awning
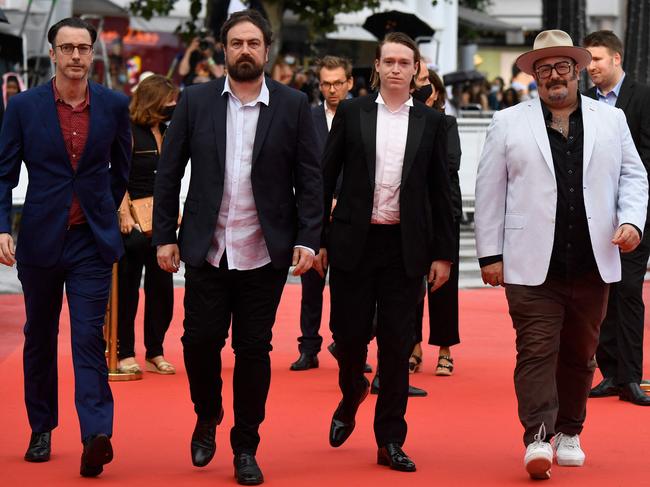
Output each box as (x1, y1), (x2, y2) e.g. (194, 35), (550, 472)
(73, 0), (128, 17)
(458, 6), (520, 33)
(326, 24), (377, 42)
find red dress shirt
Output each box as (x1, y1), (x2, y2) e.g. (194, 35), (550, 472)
(53, 79), (90, 226)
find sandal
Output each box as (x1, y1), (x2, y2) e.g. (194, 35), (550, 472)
(435, 355), (454, 376)
(409, 354), (422, 374)
(145, 356), (176, 375)
(118, 358), (142, 374)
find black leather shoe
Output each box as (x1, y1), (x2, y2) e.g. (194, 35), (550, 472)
(191, 409), (224, 467)
(329, 377), (370, 447)
(290, 353), (319, 371)
(327, 342), (339, 360)
(619, 382), (650, 406)
(370, 375), (427, 397)
(589, 377), (619, 398)
(80, 434), (113, 477)
(377, 443), (416, 472)
(408, 385), (427, 397)
(327, 342), (372, 373)
(371, 374), (379, 394)
(234, 453), (264, 485)
(24, 431), (51, 463)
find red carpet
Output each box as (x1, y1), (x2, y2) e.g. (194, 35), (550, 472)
(1, 284), (649, 486)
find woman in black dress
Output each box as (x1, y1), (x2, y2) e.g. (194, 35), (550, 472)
(410, 68), (462, 376)
(117, 75), (179, 374)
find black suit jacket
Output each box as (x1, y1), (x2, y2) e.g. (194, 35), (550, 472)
(321, 94), (455, 277)
(153, 77), (323, 268)
(311, 104), (329, 157)
(445, 115), (463, 219)
(586, 75), (650, 180)
(311, 103), (344, 196)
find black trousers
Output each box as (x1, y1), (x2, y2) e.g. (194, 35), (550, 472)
(415, 219), (460, 346)
(329, 225), (422, 446)
(117, 229), (174, 359)
(182, 260), (288, 455)
(297, 268), (326, 354)
(505, 272), (608, 445)
(596, 226), (650, 385)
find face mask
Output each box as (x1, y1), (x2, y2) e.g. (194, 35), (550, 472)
(412, 83), (433, 103)
(161, 105), (176, 121)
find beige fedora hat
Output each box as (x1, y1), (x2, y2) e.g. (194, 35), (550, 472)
(516, 29), (592, 75)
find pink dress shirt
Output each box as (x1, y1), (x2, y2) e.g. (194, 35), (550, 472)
(371, 93), (412, 224)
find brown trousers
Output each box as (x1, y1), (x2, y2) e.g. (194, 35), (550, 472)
(505, 271), (609, 446)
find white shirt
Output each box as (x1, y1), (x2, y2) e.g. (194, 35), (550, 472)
(324, 101), (336, 131)
(371, 93), (412, 224)
(206, 76), (271, 270)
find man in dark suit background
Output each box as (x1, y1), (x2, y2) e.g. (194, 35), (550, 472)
(153, 10), (322, 485)
(314, 32), (455, 471)
(583, 30), (650, 406)
(0, 17), (130, 477)
(290, 55), (353, 371)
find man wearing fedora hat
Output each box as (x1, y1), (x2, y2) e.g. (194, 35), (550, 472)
(475, 30), (647, 480)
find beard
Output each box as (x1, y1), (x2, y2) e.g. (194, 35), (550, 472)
(544, 72), (577, 103)
(227, 55), (264, 82)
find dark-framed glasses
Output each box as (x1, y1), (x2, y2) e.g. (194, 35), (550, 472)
(56, 43), (93, 55)
(320, 80), (347, 90)
(534, 61), (573, 79)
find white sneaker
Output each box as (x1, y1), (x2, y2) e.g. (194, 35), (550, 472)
(524, 424), (552, 480)
(553, 433), (585, 466)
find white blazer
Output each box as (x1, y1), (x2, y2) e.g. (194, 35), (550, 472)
(475, 95), (648, 285)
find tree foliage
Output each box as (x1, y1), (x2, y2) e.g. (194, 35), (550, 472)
(129, 0), (482, 56)
(129, 0), (384, 40)
(281, 0), (381, 34)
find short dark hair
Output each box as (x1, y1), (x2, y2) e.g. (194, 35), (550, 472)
(370, 32), (420, 90)
(583, 30), (624, 58)
(47, 17), (97, 46)
(315, 56), (353, 80)
(220, 9), (272, 47)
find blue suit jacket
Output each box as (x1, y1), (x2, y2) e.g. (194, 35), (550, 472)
(0, 81), (131, 266)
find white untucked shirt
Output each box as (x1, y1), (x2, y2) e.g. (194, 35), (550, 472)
(206, 76), (271, 270)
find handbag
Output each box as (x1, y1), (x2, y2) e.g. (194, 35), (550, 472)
(129, 196), (154, 236)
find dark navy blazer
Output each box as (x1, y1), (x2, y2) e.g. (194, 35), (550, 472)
(0, 81), (131, 266)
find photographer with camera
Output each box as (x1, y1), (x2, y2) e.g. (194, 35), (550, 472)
(178, 32), (225, 86)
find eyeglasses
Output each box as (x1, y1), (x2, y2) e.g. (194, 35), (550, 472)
(56, 43), (93, 56)
(320, 80), (347, 90)
(534, 61), (573, 79)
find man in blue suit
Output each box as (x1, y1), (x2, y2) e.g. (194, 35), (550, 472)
(0, 17), (130, 477)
